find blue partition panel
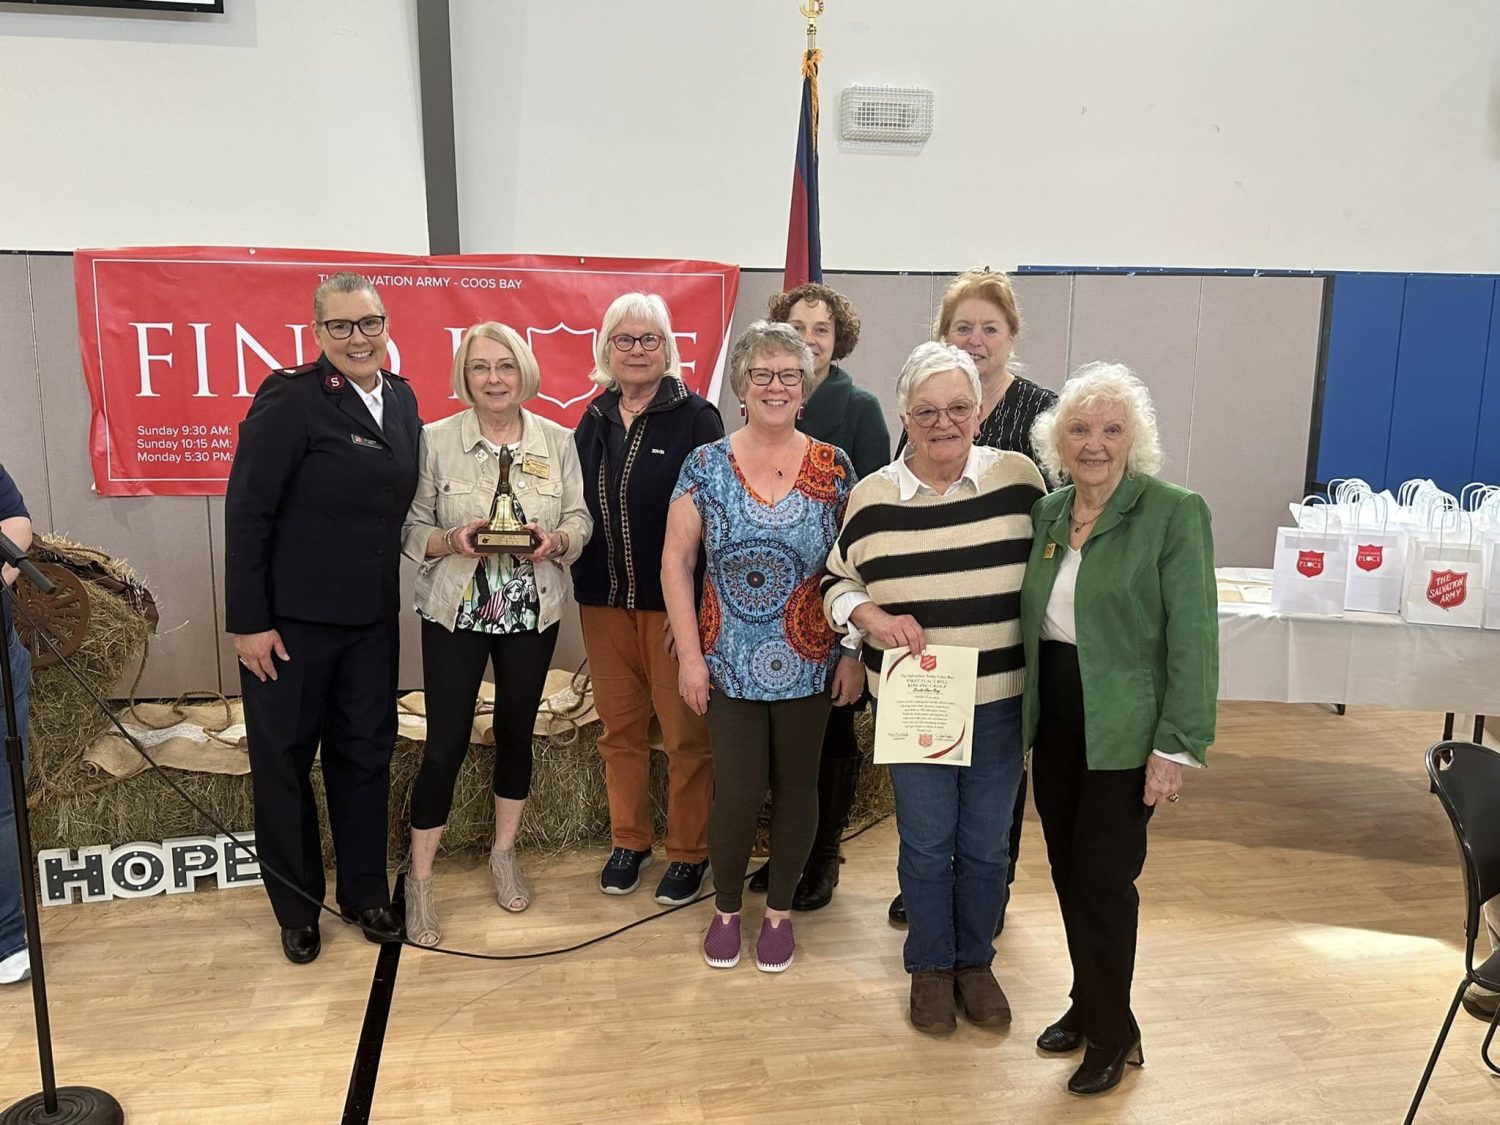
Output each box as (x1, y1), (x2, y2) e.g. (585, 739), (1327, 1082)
(1472, 292), (1500, 485)
(1316, 273), (1405, 486)
(1384, 275), (1495, 495)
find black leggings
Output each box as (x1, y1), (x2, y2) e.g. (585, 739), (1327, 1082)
(707, 692), (832, 912)
(410, 618), (559, 829)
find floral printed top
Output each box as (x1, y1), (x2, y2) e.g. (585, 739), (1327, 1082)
(422, 441), (541, 634)
(672, 436), (854, 701)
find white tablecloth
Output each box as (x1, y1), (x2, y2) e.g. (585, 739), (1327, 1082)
(1217, 568), (1500, 713)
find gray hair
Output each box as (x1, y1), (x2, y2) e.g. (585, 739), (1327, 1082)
(727, 321), (813, 398)
(895, 342), (981, 414)
(313, 271), (385, 321)
(1031, 361), (1164, 482)
(590, 292), (682, 388)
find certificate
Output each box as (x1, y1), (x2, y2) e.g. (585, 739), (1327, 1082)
(872, 644), (979, 766)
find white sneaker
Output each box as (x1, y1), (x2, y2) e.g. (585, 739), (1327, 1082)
(0, 947), (31, 984)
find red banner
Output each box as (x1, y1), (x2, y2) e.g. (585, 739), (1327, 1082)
(75, 247), (740, 496)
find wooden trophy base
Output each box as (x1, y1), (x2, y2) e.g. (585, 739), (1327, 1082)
(474, 528), (539, 555)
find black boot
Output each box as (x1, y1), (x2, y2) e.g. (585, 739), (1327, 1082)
(792, 757), (861, 911)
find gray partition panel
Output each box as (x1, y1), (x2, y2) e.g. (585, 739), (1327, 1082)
(0, 256), (51, 529)
(1069, 275), (1204, 487)
(1191, 276), (1324, 566)
(1010, 274), (1074, 392)
(28, 254), (221, 698)
(7, 258), (1325, 696)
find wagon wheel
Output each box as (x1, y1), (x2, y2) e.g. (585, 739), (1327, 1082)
(13, 562), (90, 669)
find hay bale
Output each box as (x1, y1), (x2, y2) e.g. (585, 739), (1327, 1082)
(26, 541), (153, 850)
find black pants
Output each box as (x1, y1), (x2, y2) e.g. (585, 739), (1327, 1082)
(242, 616), (399, 928)
(820, 698), (862, 761)
(1030, 640), (1153, 1053)
(411, 618), (559, 828)
(707, 692), (831, 912)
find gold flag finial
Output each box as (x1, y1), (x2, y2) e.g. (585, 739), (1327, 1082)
(800, 1), (824, 52)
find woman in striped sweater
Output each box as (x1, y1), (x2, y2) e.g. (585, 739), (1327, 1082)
(823, 342), (1045, 1033)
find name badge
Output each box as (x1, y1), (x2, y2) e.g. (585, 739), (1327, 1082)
(351, 434), (383, 449)
(1044, 543), (1056, 559)
(521, 455), (549, 479)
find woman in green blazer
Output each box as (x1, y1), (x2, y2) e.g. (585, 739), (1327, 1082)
(1018, 362), (1218, 1097)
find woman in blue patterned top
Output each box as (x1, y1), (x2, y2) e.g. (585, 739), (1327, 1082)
(663, 321), (863, 974)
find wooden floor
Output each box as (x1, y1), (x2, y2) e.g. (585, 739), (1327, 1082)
(2, 702), (1497, 1123)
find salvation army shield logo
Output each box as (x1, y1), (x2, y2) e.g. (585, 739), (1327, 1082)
(526, 323), (599, 412)
(1296, 550), (1325, 578)
(918, 733), (933, 748)
(1355, 544), (1384, 572)
(920, 653), (937, 672)
(1426, 569), (1468, 609)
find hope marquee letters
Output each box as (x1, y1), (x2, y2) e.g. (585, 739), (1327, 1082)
(37, 834), (263, 907)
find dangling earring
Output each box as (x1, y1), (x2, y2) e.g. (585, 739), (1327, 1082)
(738, 401), (747, 419)
(797, 406), (806, 421)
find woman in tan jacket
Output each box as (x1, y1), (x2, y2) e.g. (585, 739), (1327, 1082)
(399, 322), (592, 945)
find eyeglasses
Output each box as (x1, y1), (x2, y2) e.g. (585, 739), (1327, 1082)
(611, 333), (664, 353)
(908, 401), (977, 428)
(465, 361), (517, 378)
(318, 315), (387, 340)
(746, 368), (805, 387)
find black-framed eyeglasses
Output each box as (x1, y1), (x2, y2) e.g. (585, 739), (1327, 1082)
(746, 368), (804, 387)
(318, 315), (387, 339)
(611, 333), (664, 353)
(908, 401), (977, 428)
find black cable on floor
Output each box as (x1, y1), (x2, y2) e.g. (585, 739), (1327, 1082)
(18, 593), (892, 963)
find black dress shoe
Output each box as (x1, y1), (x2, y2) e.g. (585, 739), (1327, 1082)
(888, 892), (907, 926)
(747, 862), (770, 893)
(351, 905), (403, 944)
(1036, 1007), (1085, 1053)
(281, 924), (321, 964)
(1067, 1033), (1144, 1095)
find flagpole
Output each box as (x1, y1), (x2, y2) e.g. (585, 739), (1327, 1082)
(801, 0), (823, 51)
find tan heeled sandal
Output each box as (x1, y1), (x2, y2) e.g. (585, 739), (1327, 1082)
(404, 874), (441, 947)
(490, 848), (530, 912)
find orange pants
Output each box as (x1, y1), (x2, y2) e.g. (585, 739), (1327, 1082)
(581, 606), (712, 860)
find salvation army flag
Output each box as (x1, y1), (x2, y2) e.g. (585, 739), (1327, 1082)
(783, 47), (823, 288)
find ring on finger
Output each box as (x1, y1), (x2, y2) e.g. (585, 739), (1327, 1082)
(1167, 792), (1180, 803)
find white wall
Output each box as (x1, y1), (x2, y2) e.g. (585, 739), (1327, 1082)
(0, 0), (429, 253)
(452, 0), (1500, 273)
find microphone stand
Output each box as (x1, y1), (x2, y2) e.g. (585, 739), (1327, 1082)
(1, 570), (122, 1123)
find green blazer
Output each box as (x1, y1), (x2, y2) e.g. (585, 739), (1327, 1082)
(1020, 473), (1218, 769)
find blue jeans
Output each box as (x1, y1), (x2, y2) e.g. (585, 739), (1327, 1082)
(889, 696), (1024, 974)
(0, 629), (33, 961)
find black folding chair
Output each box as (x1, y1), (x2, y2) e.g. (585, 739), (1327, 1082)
(1405, 740), (1500, 1124)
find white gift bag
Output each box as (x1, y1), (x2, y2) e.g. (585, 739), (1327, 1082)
(1401, 508), (1485, 628)
(1483, 536), (1500, 630)
(1271, 499), (1348, 616)
(1342, 494), (1407, 614)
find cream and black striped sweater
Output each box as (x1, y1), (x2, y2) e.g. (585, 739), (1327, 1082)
(822, 448), (1045, 704)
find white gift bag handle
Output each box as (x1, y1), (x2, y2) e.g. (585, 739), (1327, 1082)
(1331, 478), (1371, 505)
(1425, 499), (1475, 552)
(1295, 494), (1335, 540)
(1460, 482), (1494, 512)
(1352, 492), (1392, 533)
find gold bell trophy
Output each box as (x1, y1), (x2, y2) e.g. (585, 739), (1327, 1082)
(474, 447), (541, 554)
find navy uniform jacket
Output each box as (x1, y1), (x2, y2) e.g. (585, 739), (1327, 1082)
(224, 355), (421, 634)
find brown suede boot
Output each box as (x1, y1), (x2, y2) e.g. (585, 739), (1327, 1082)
(954, 965), (1012, 1027)
(910, 970), (957, 1034)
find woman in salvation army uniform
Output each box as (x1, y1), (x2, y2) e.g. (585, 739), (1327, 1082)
(224, 271), (421, 964)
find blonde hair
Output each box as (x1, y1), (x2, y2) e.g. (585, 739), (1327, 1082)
(932, 268), (1021, 340)
(450, 322), (541, 405)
